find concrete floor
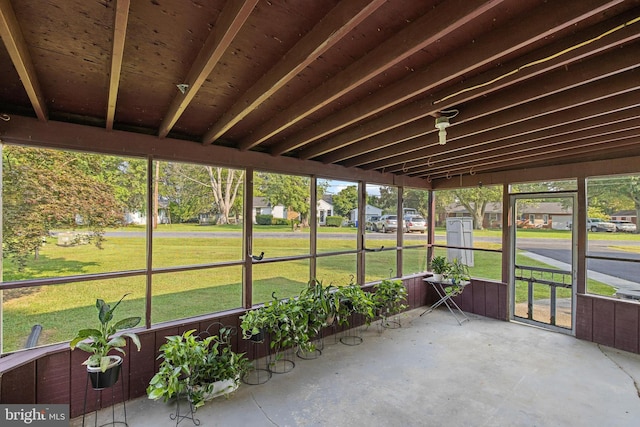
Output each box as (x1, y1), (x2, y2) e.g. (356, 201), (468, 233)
(72, 308), (640, 427)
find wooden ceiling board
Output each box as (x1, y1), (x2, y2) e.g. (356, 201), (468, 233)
(1, 0), (639, 188)
(113, 0), (223, 129)
(175, 0), (338, 138)
(0, 42), (30, 109)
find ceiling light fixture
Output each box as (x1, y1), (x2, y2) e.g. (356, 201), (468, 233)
(435, 116), (450, 145)
(434, 109), (459, 145)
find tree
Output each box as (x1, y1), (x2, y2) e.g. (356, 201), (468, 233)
(258, 173), (318, 226)
(377, 186), (398, 213)
(403, 188), (430, 218)
(332, 186), (357, 217)
(437, 186), (502, 230)
(588, 175), (640, 232)
(97, 157), (147, 216)
(2, 146), (124, 270)
(206, 167), (244, 225)
(158, 163), (243, 225)
(159, 162), (209, 224)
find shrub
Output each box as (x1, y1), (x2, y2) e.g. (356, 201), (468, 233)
(256, 214), (273, 225)
(272, 217), (289, 225)
(325, 216), (343, 227)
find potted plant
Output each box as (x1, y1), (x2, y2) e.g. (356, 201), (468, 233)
(448, 258), (470, 284)
(446, 258), (471, 296)
(431, 255), (449, 281)
(239, 307), (272, 342)
(299, 280), (339, 328)
(70, 293), (141, 389)
(334, 285), (376, 326)
(146, 328), (250, 409)
(372, 279), (408, 323)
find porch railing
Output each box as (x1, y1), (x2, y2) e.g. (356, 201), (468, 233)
(514, 264), (572, 326)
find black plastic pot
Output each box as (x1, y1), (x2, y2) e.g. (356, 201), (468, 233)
(341, 298), (354, 312)
(250, 328), (266, 343)
(87, 356), (122, 390)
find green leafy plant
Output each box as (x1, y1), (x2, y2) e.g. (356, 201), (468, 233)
(239, 307), (272, 341)
(372, 279), (408, 318)
(448, 258), (470, 284)
(69, 293), (141, 372)
(299, 279), (340, 328)
(146, 328), (249, 409)
(334, 285), (376, 326)
(240, 292), (313, 354)
(445, 258), (471, 296)
(431, 256), (450, 275)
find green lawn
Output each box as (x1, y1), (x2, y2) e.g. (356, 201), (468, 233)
(0, 224), (632, 352)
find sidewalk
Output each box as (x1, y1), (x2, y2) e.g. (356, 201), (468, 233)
(521, 251), (640, 298)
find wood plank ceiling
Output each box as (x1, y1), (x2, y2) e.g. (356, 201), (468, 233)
(1, 0), (639, 187)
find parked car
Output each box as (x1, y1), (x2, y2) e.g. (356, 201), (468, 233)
(587, 218), (616, 232)
(611, 220), (637, 233)
(375, 215), (398, 233)
(366, 216), (380, 231)
(403, 215), (426, 233)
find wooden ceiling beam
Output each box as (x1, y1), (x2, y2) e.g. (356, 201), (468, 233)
(414, 132), (640, 180)
(0, 115), (428, 188)
(326, 42), (639, 165)
(408, 123), (640, 177)
(239, 0), (506, 151)
(158, 0), (258, 138)
(0, 0), (47, 121)
(388, 108), (640, 174)
(341, 67), (640, 168)
(363, 92), (640, 172)
(106, 0), (130, 131)
(291, 0), (631, 160)
(202, 0), (385, 145)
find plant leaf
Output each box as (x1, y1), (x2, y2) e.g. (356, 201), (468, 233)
(107, 336), (126, 348)
(123, 332), (141, 351)
(97, 299), (112, 324)
(99, 356), (112, 372)
(113, 316), (141, 330)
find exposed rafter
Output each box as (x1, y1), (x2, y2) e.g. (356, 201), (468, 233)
(364, 91), (640, 173)
(341, 65), (640, 169)
(413, 120), (640, 176)
(389, 108), (640, 175)
(417, 132), (640, 180)
(106, 0), (130, 131)
(0, 0), (47, 121)
(299, 1), (635, 162)
(0, 0), (639, 189)
(158, 0), (259, 138)
(202, 0), (385, 145)
(239, 0), (506, 151)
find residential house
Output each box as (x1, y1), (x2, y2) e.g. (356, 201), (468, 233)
(317, 195), (334, 225)
(252, 197), (288, 223)
(611, 210), (637, 225)
(349, 204), (383, 225)
(444, 202), (572, 230)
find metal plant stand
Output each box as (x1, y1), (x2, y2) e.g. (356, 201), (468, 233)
(339, 313), (363, 346)
(169, 387), (199, 426)
(380, 308), (402, 330)
(82, 372), (128, 427)
(268, 346), (295, 373)
(296, 330), (323, 360)
(241, 337), (272, 385)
